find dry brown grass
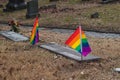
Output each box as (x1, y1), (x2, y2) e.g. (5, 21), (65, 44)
(0, 0), (120, 33)
(0, 26), (120, 80)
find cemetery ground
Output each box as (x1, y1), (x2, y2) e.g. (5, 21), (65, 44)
(0, 25), (120, 80)
(0, 0), (120, 80)
(0, 0), (120, 33)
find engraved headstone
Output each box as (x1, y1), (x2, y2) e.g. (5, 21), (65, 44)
(26, 0), (40, 18)
(0, 31), (28, 41)
(3, 0), (27, 11)
(40, 42), (101, 61)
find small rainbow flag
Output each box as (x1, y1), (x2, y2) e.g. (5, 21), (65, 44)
(65, 26), (91, 56)
(30, 17), (39, 45)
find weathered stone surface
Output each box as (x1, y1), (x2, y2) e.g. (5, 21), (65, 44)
(26, 0), (40, 18)
(114, 68), (120, 73)
(0, 31), (28, 41)
(40, 42), (101, 61)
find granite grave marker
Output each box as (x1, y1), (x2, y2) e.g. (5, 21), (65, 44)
(26, 0), (40, 18)
(3, 0), (26, 11)
(0, 31), (28, 41)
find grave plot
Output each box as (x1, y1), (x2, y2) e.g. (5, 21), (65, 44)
(26, 0), (40, 18)
(0, 31), (28, 41)
(40, 42), (101, 61)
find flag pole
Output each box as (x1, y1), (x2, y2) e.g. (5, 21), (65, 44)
(79, 26), (83, 61)
(81, 53), (83, 61)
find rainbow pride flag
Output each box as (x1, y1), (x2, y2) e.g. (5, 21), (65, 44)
(30, 17), (39, 45)
(65, 26), (91, 56)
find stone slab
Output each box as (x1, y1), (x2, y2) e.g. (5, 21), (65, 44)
(0, 31), (29, 41)
(114, 68), (120, 73)
(40, 42), (101, 61)
(26, 0), (39, 18)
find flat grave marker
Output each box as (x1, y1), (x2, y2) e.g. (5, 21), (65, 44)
(40, 42), (101, 61)
(114, 68), (120, 73)
(0, 31), (29, 41)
